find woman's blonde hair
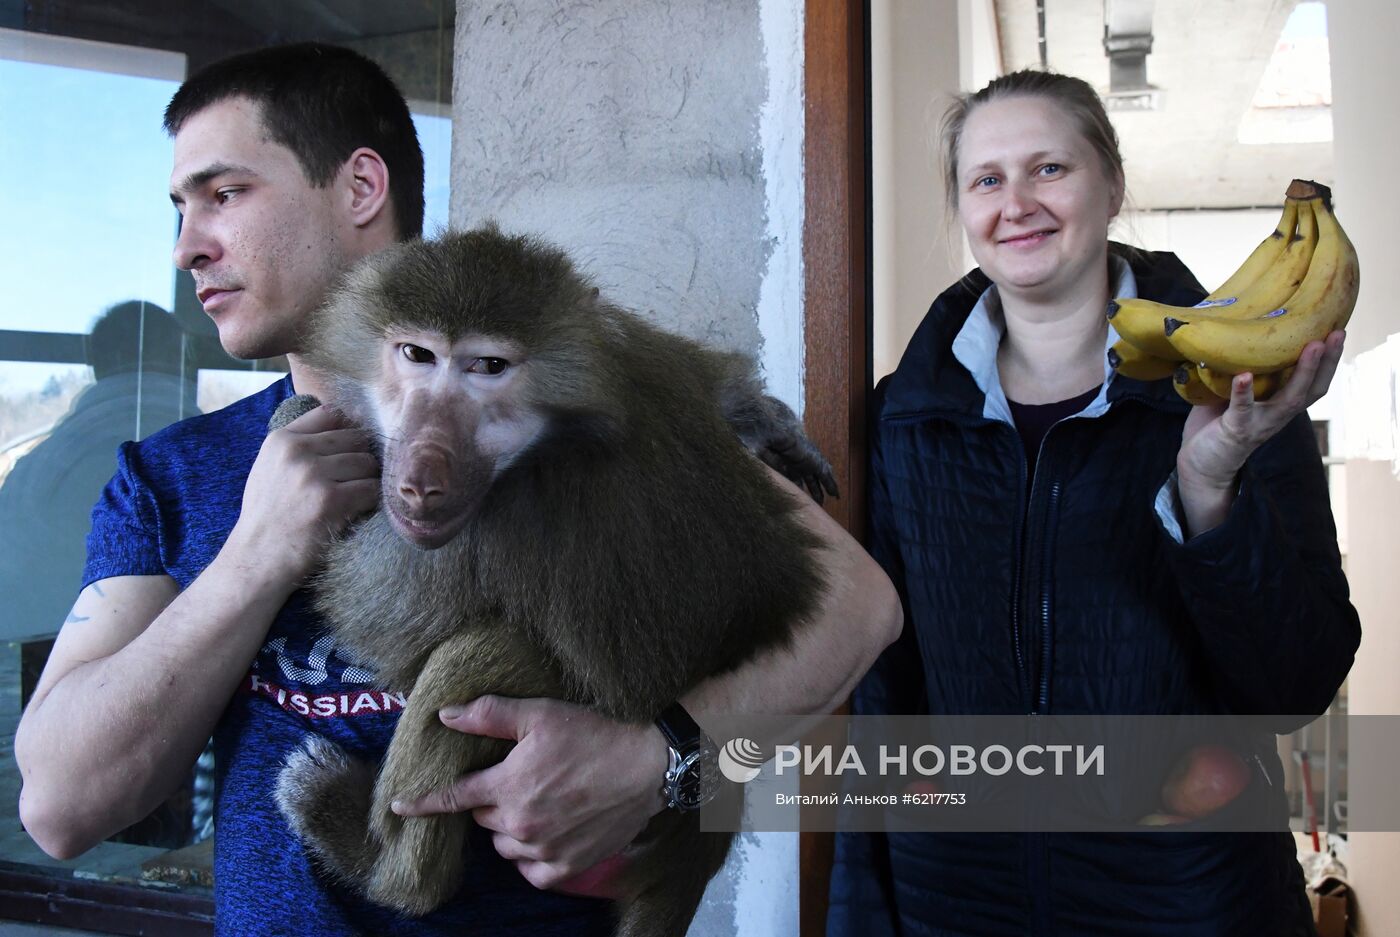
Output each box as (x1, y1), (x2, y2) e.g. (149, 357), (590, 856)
(939, 69), (1125, 211)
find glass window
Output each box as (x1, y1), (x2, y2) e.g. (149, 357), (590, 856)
(0, 6), (453, 929)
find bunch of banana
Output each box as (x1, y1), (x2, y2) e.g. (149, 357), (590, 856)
(1105, 179), (1359, 406)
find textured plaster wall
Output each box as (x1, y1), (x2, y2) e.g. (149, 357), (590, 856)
(450, 0), (803, 409)
(450, 2), (804, 934)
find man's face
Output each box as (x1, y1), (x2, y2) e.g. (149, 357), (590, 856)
(170, 97), (350, 360)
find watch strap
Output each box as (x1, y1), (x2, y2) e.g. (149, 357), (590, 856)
(655, 701), (704, 751)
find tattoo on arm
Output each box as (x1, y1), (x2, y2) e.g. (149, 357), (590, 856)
(92, 583), (106, 598)
(66, 612), (90, 624)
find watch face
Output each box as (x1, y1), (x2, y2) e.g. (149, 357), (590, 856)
(674, 739), (722, 810)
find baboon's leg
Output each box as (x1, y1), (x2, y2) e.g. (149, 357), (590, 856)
(364, 629), (563, 916)
(614, 814), (735, 937)
(274, 734), (377, 888)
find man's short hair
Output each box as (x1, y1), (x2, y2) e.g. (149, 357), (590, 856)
(164, 42), (425, 240)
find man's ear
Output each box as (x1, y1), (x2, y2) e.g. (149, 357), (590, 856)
(344, 147), (392, 230)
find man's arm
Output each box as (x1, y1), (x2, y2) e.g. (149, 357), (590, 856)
(394, 467), (902, 890)
(15, 406), (378, 859)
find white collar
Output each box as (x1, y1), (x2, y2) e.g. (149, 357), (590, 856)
(950, 255), (1139, 423)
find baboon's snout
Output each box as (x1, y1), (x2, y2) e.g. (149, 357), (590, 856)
(395, 445), (454, 517)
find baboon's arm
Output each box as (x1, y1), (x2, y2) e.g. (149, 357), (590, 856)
(709, 354), (840, 503)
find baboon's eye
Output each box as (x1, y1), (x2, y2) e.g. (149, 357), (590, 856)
(401, 344), (435, 364)
(467, 357), (509, 375)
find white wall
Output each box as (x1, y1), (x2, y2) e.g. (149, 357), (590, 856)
(729, 0), (804, 929)
(870, 0), (963, 381)
(755, 0), (806, 417)
(1116, 208), (1276, 295)
(957, 0), (1002, 93)
(1324, 1), (1400, 934)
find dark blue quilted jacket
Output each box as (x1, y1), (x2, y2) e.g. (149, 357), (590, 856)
(828, 249), (1359, 937)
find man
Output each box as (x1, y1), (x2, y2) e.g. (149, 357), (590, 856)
(15, 43), (900, 935)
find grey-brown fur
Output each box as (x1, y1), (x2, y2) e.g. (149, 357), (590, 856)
(272, 227), (828, 935)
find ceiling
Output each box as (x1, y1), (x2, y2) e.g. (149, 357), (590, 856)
(18, 0), (454, 100)
(15, 0), (1328, 211)
(993, 0), (1332, 210)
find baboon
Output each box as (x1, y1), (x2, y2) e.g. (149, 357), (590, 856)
(271, 226), (831, 936)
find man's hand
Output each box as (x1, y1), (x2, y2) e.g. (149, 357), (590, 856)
(391, 695), (667, 891)
(225, 405), (380, 585)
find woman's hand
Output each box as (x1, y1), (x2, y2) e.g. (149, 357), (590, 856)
(1175, 330), (1346, 538)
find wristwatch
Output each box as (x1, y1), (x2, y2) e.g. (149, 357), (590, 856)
(655, 702), (721, 811)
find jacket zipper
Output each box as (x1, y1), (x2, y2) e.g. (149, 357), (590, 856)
(1014, 428), (1054, 716)
(1022, 441), (1061, 937)
(887, 406), (1079, 715)
(1038, 481), (1061, 713)
(1014, 423), (1068, 716)
(1009, 433), (1032, 712)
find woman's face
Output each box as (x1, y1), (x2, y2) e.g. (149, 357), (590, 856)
(955, 95), (1123, 305)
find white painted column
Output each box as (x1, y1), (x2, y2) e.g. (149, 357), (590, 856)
(870, 0), (964, 381)
(1326, 1), (1400, 934)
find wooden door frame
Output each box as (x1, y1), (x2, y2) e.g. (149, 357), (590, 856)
(801, 0), (869, 934)
(804, 0), (870, 536)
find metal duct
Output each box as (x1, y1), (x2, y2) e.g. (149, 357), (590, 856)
(1103, 0), (1155, 92)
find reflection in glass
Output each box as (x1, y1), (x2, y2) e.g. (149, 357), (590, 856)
(0, 301), (196, 644)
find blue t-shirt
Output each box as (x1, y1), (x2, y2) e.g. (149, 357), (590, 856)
(82, 376), (613, 937)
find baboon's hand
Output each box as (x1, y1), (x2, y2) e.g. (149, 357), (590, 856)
(728, 394), (840, 504)
(268, 393), (323, 433)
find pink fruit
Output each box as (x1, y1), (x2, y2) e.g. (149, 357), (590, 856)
(903, 780), (942, 797)
(553, 852), (631, 900)
(1161, 744), (1251, 819)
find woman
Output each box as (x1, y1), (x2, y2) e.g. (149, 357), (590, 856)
(829, 70), (1358, 936)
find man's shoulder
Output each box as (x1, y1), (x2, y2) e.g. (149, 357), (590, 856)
(141, 375), (289, 450)
(122, 376), (291, 489)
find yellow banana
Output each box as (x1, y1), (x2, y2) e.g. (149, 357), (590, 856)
(1205, 198), (1299, 302)
(1106, 297), (1182, 359)
(1164, 194), (1358, 374)
(1107, 195), (1316, 357)
(1185, 197), (1318, 322)
(1173, 364), (1227, 406)
(1196, 364), (1295, 401)
(1107, 338), (1178, 381)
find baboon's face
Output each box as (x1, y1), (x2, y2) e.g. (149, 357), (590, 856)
(369, 328), (545, 549)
